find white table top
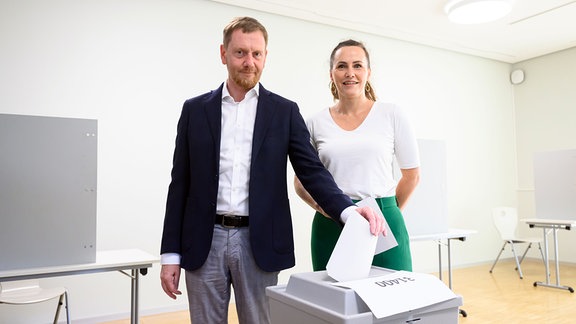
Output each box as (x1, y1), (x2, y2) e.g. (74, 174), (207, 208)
(521, 218), (576, 227)
(0, 249), (159, 281)
(409, 228), (477, 242)
(521, 218), (576, 230)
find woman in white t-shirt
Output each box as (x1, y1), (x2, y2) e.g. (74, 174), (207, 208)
(295, 39), (420, 271)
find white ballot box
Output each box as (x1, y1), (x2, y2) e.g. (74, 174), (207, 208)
(266, 267), (462, 324)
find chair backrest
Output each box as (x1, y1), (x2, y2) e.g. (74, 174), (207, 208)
(492, 207), (519, 240)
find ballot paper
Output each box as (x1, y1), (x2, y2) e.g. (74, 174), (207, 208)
(356, 197), (398, 254)
(326, 197), (398, 282)
(333, 271), (459, 319)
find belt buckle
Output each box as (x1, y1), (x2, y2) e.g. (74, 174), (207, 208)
(221, 214), (240, 228)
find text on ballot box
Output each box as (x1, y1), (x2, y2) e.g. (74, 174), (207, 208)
(266, 266), (462, 324)
(334, 271), (459, 319)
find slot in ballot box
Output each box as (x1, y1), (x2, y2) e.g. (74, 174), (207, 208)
(266, 266), (462, 324)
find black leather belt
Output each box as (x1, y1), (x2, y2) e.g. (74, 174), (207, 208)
(216, 214), (249, 228)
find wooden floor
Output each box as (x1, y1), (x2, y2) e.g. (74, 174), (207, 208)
(102, 259), (575, 324)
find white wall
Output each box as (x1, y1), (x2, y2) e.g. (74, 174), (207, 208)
(513, 47), (576, 263)
(1, 0), (521, 322)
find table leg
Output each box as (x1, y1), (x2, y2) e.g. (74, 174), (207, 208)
(543, 228), (550, 285)
(131, 268), (140, 324)
(533, 226), (574, 292)
(553, 228), (560, 286)
(448, 238), (453, 289)
(448, 238), (467, 317)
(438, 240), (442, 282)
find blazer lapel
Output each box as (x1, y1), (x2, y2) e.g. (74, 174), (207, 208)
(203, 84), (224, 154)
(252, 84), (276, 157)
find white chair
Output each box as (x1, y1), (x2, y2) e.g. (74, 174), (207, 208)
(0, 279), (70, 324)
(489, 207), (544, 279)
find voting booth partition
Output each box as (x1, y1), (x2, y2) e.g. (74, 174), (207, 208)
(0, 114), (97, 271)
(266, 267), (462, 324)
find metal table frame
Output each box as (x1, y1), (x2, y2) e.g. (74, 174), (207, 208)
(0, 249), (158, 323)
(410, 228), (477, 317)
(522, 218), (575, 293)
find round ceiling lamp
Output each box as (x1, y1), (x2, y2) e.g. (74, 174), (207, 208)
(445, 0), (514, 24)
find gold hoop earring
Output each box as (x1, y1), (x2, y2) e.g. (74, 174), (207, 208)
(330, 81), (338, 98)
(365, 82), (371, 93)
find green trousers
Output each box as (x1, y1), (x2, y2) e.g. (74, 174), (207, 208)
(311, 196), (412, 271)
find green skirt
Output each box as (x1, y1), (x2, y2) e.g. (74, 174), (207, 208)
(311, 196), (412, 271)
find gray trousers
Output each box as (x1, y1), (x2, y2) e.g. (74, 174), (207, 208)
(185, 225), (279, 324)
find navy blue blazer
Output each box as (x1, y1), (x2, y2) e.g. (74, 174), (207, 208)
(160, 83), (354, 272)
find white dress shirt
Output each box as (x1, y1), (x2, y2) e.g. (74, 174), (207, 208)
(216, 85), (259, 216)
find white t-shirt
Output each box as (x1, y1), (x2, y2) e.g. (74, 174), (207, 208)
(306, 101), (420, 200)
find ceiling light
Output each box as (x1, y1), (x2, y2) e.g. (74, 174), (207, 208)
(445, 0), (514, 24)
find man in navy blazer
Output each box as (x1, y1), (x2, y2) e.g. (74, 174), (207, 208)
(160, 17), (383, 324)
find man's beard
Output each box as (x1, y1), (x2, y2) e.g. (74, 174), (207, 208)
(232, 69), (260, 90)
